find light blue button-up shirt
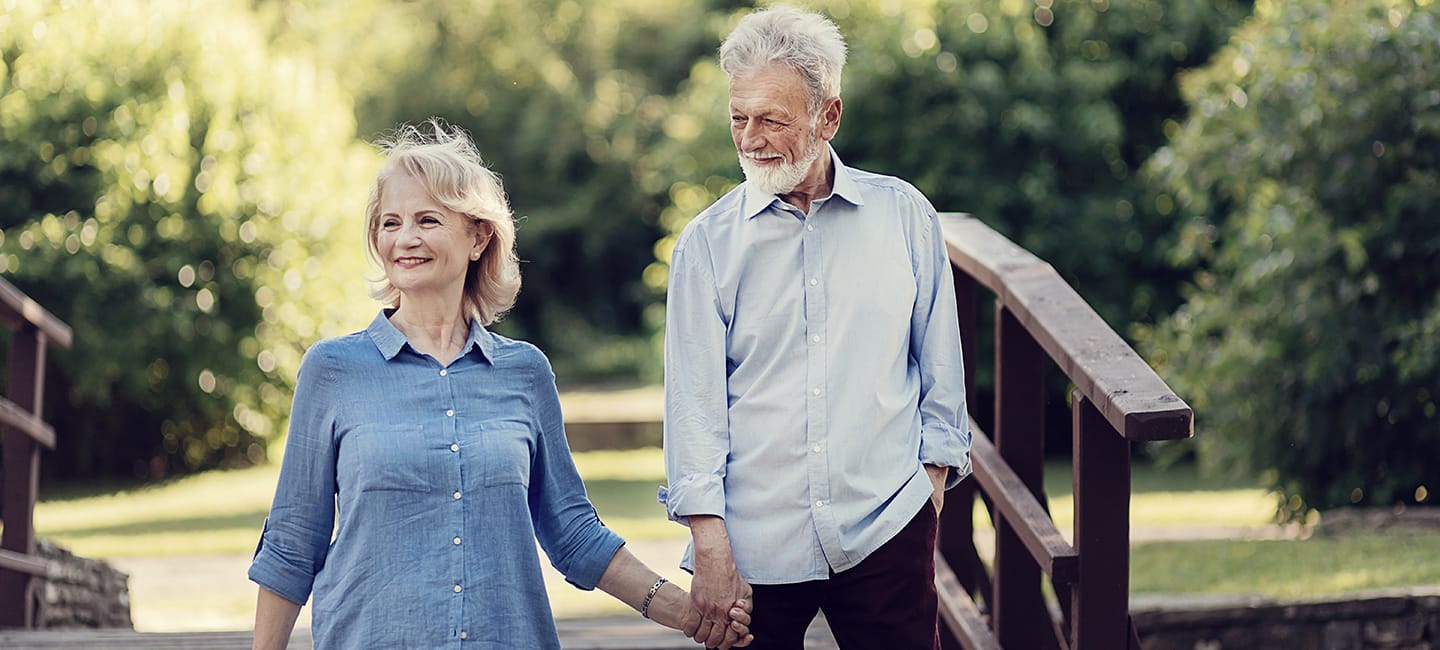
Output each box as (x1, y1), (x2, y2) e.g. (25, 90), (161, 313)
(661, 148), (972, 584)
(249, 311), (624, 649)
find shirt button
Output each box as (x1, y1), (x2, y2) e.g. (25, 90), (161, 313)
(812, 387), (822, 396)
(811, 335), (821, 343)
(453, 584), (463, 593)
(439, 369), (447, 377)
(446, 409), (455, 417)
(812, 444), (822, 453)
(809, 278), (819, 286)
(816, 500), (826, 508)
(453, 491), (462, 500)
(450, 443), (460, 452)
(460, 631), (468, 640)
(453, 536), (462, 545)
(806, 224), (814, 232)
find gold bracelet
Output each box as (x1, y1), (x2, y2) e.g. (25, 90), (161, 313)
(641, 576), (668, 619)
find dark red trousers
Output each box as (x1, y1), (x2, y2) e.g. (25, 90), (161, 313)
(745, 500), (940, 650)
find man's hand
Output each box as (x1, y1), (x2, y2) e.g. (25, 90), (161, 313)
(688, 516), (754, 649)
(925, 464), (948, 516)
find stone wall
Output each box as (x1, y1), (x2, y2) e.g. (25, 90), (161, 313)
(1134, 588), (1440, 650)
(33, 540), (132, 629)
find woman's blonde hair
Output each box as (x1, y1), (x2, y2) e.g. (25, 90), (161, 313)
(365, 119), (520, 326)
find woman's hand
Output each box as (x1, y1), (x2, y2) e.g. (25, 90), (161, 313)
(673, 589), (752, 649)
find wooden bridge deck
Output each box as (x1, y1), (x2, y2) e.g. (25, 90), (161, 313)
(0, 615), (840, 649)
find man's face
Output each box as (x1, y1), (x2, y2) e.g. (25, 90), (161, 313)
(729, 65), (825, 195)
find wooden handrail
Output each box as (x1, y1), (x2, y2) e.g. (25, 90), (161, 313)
(939, 214), (1192, 442)
(0, 277), (73, 350)
(969, 425), (1077, 585)
(0, 398), (56, 449)
(935, 214), (1194, 649)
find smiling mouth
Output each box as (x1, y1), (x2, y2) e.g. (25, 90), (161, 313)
(744, 152), (784, 165)
(394, 257), (432, 268)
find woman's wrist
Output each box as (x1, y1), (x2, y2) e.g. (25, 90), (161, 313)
(644, 580), (693, 632)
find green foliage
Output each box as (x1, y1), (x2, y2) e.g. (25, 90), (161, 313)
(1140, 0), (1440, 517)
(257, 0), (744, 383)
(0, 0), (376, 477)
(645, 0), (1249, 331)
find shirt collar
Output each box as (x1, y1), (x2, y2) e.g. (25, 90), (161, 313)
(366, 309), (494, 363)
(740, 145), (866, 220)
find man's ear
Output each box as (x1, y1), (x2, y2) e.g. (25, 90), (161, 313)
(818, 96), (843, 141)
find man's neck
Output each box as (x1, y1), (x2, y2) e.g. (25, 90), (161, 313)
(778, 152), (835, 214)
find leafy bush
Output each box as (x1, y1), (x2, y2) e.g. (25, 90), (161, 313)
(1140, 0), (1440, 517)
(0, 0), (376, 477)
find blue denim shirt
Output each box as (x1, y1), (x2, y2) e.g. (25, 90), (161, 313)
(249, 311), (624, 649)
(661, 148), (972, 584)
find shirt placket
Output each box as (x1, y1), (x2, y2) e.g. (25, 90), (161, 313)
(438, 362), (469, 644)
(800, 211), (843, 574)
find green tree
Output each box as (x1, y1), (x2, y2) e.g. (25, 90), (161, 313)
(258, 0), (745, 382)
(1140, 0), (1440, 518)
(0, 0), (376, 477)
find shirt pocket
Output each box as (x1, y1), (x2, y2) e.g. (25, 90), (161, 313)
(346, 424), (437, 493)
(478, 421), (534, 488)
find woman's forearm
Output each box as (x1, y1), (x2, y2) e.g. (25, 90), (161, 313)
(253, 586), (302, 650)
(595, 547), (696, 634)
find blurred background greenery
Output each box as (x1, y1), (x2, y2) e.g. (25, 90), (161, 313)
(1, 0), (1436, 522)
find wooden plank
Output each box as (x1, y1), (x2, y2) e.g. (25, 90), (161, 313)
(939, 213), (1192, 442)
(992, 305), (1056, 650)
(0, 548), (48, 576)
(1070, 392), (1132, 650)
(1, 327), (44, 628)
(0, 615), (841, 649)
(0, 397), (57, 449)
(970, 427), (1078, 585)
(935, 551), (1002, 650)
(0, 278), (72, 349)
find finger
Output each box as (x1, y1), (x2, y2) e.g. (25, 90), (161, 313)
(736, 633), (754, 647)
(728, 607), (751, 626)
(704, 620), (727, 649)
(691, 620), (716, 645)
(733, 597), (752, 613)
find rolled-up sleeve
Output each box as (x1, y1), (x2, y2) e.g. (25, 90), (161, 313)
(248, 345), (340, 606)
(528, 355), (625, 591)
(910, 200), (973, 487)
(660, 228), (731, 522)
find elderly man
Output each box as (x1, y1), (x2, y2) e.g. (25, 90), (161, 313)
(660, 5), (973, 650)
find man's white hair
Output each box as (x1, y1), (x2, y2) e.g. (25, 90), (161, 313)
(719, 4), (848, 113)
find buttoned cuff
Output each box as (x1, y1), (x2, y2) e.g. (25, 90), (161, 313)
(658, 473), (726, 524)
(920, 423), (974, 489)
(247, 521), (316, 607)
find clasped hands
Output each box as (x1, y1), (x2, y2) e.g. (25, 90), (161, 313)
(682, 560), (754, 649)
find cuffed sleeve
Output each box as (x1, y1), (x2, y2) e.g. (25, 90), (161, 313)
(909, 198), (973, 489)
(248, 344), (340, 606)
(527, 352), (626, 591)
(661, 227), (731, 522)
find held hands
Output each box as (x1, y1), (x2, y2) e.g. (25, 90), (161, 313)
(688, 557), (753, 649)
(690, 516), (754, 649)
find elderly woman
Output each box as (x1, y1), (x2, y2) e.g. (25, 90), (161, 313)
(249, 121), (751, 649)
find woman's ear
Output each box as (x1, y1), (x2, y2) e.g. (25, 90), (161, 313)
(471, 220), (493, 260)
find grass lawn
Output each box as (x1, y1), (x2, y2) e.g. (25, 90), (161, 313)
(29, 447), (1440, 602)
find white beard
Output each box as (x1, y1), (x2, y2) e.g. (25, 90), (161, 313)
(738, 130), (824, 196)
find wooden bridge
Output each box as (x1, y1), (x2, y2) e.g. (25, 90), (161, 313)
(0, 214), (1191, 649)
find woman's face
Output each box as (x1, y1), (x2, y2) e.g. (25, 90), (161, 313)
(375, 172), (488, 304)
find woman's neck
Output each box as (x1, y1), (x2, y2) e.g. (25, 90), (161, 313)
(389, 299), (470, 364)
